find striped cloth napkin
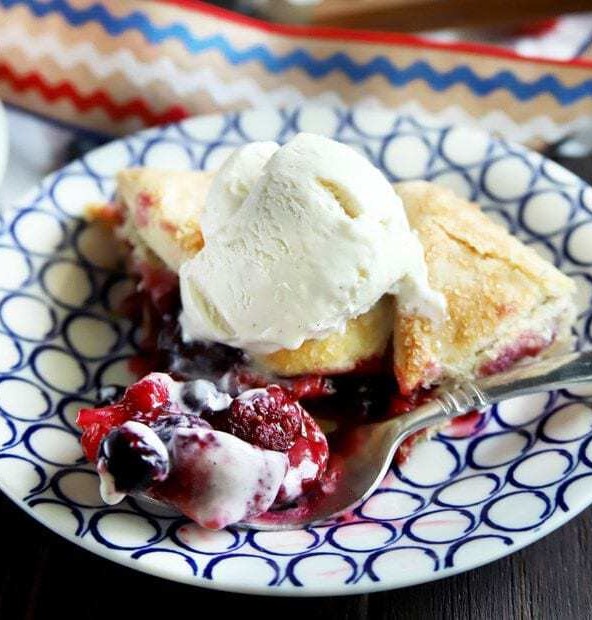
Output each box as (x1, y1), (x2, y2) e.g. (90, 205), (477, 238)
(0, 0), (591, 146)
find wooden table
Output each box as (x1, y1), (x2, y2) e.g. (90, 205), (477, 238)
(306, 0), (592, 33)
(0, 491), (589, 618)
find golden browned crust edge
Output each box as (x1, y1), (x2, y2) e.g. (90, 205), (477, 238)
(393, 181), (576, 394)
(116, 168), (214, 258)
(257, 295), (394, 376)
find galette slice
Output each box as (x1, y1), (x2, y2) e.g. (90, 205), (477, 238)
(97, 167), (395, 376)
(393, 181), (576, 395)
(114, 168), (214, 271)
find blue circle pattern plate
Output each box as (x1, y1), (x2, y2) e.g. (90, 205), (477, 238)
(1, 105), (592, 595)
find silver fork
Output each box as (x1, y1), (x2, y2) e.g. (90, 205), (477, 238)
(241, 350), (592, 530)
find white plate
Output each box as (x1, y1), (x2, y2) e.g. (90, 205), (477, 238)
(0, 105), (591, 596)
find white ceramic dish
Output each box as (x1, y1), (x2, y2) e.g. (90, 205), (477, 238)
(0, 105), (591, 596)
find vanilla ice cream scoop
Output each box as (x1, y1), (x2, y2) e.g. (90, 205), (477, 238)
(179, 133), (444, 354)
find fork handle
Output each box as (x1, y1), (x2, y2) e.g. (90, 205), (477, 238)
(398, 350), (592, 436)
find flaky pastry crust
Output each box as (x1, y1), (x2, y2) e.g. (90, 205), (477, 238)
(101, 170), (576, 386)
(117, 168), (214, 268)
(393, 181), (576, 394)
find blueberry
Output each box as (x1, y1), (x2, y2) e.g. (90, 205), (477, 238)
(158, 323), (248, 382)
(99, 421), (170, 493)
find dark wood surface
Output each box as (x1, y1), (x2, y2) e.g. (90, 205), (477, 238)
(310, 0), (592, 33)
(0, 491), (589, 619)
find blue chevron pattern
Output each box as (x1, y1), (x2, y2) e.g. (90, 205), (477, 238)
(2, 0), (592, 104)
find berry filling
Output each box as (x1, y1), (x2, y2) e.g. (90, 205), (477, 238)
(77, 375), (329, 528)
(77, 257), (516, 529)
(79, 263), (490, 527)
(478, 332), (553, 377)
(78, 373), (173, 461)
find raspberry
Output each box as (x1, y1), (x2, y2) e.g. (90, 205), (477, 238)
(81, 423), (107, 462)
(77, 404), (127, 428)
(77, 404), (129, 461)
(285, 375), (335, 400)
(123, 374), (169, 417)
(228, 385), (303, 451)
(77, 374), (171, 461)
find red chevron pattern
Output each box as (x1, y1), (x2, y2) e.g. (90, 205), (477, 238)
(0, 62), (189, 125)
